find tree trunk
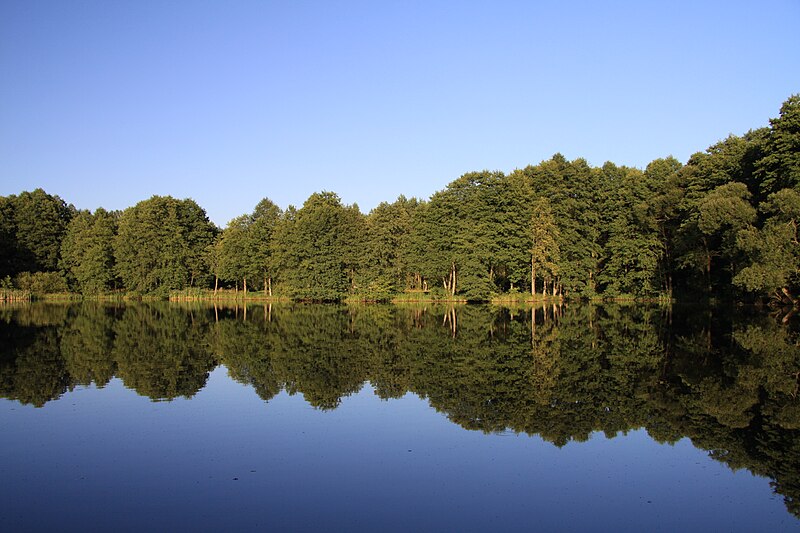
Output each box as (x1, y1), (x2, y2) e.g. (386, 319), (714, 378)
(707, 255), (712, 293)
(781, 287), (797, 306)
(214, 275), (218, 298)
(268, 276), (272, 297)
(243, 276), (247, 299)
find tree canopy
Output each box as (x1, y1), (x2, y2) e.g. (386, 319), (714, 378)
(3, 95), (800, 303)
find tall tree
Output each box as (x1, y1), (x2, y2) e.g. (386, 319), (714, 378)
(734, 188), (800, 303)
(60, 208), (118, 294)
(521, 155), (604, 296)
(248, 198), (282, 296)
(3, 189), (74, 274)
(680, 183), (756, 293)
(529, 198), (560, 297)
(277, 192), (365, 300)
(598, 164), (662, 296)
(216, 215), (251, 293)
(643, 157), (684, 296)
(362, 196), (419, 296)
(0, 196), (18, 278)
(114, 196), (217, 294)
(756, 94), (800, 198)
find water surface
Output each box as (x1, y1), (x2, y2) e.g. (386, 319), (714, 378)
(1, 302), (799, 531)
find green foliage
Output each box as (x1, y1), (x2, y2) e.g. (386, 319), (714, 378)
(757, 94), (800, 198)
(249, 197), (282, 291)
(216, 215), (251, 287)
(360, 196), (419, 297)
(3, 95), (800, 303)
(529, 197), (560, 295)
(14, 271), (69, 295)
(114, 196), (217, 295)
(0, 196), (17, 278)
(734, 188), (800, 298)
(697, 182), (756, 235)
(517, 155), (604, 296)
(0, 188), (74, 276)
(275, 192), (365, 300)
(642, 157), (684, 295)
(61, 208), (118, 294)
(214, 197), (282, 294)
(411, 171), (524, 300)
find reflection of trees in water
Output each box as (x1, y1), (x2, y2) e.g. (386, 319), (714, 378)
(112, 305), (216, 400)
(0, 301), (799, 515)
(213, 304), (371, 409)
(0, 325), (70, 407)
(60, 303), (120, 388)
(1, 303), (218, 403)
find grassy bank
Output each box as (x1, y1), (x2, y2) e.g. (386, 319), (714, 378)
(169, 288), (291, 302)
(0, 289), (32, 302)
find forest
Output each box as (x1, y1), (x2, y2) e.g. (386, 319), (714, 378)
(1, 95), (799, 303)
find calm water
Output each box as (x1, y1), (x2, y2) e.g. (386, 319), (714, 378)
(1, 302), (799, 531)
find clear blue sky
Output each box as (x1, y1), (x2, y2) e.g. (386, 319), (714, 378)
(1, 1), (798, 226)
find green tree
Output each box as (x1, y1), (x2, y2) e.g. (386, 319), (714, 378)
(217, 198), (283, 296)
(249, 198), (282, 296)
(520, 155), (604, 297)
(598, 164), (663, 297)
(0, 196), (18, 278)
(114, 196), (217, 294)
(410, 171), (508, 300)
(643, 157), (684, 296)
(679, 182), (756, 293)
(734, 188), (800, 302)
(529, 198), (560, 296)
(2, 189), (74, 275)
(756, 94), (800, 198)
(217, 215), (252, 293)
(277, 192), (365, 300)
(362, 196), (419, 297)
(13, 271), (69, 294)
(60, 208), (118, 294)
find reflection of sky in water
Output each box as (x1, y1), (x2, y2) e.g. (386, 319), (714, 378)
(1, 366), (796, 532)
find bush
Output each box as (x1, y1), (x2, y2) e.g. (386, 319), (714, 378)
(14, 271), (69, 294)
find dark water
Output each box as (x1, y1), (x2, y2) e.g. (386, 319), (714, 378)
(1, 302), (799, 531)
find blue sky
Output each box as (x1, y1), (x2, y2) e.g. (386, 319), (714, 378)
(1, 1), (798, 226)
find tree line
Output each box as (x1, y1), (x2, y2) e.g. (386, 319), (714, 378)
(2, 95), (798, 302)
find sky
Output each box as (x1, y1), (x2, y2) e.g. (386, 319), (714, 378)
(1, 1), (799, 227)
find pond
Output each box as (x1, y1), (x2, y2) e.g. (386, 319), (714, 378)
(1, 302), (799, 531)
